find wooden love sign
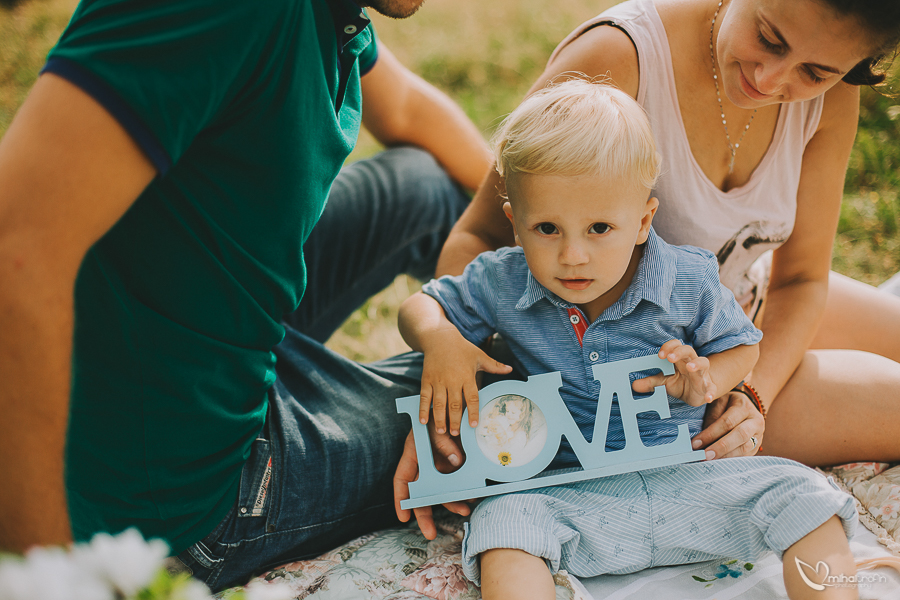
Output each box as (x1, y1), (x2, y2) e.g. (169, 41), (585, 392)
(397, 354), (706, 510)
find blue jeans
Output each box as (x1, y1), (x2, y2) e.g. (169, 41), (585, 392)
(175, 147), (469, 591)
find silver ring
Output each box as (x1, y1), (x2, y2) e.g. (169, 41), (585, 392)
(750, 436), (759, 450)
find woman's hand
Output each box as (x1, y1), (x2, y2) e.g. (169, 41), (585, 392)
(691, 391), (764, 459)
(393, 428), (471, 540)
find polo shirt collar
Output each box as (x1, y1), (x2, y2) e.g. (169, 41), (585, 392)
(514, 227), (676, 316)
(327, 0), (372, 47)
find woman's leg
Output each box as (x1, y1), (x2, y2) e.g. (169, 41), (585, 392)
(760, 348), (900, 465)
(760, 271), (900, 465)
(810, 271), (900, 360)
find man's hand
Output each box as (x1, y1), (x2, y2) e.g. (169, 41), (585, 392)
(419, 332), (511, 436)
(691, 391), (765, 459)
(632, 340), (717, 407)
(393, 429), (471, 540)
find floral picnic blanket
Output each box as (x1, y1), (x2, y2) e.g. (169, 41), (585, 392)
(218, 462), (900, 600)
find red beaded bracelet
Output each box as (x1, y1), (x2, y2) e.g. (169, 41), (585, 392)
(732, 381), (766, 419)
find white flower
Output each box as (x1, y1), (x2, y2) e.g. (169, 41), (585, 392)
(0, 547), (112, 600)
(71, 528), (169, 596)
(878, 501), (900, 521)
(174, 578), (215, 600)
(243, 580), (296, 600)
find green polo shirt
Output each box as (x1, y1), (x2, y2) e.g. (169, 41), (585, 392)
(43, 0), (377, 553)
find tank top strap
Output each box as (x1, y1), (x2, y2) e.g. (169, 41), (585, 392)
(548, 0), (684, 147)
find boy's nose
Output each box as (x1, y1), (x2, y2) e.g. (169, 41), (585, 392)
(560, 243), (589, 265)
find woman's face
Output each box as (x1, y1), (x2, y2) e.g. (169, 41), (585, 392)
(503, 401), (523, 423)
(716, 0), (877, 106)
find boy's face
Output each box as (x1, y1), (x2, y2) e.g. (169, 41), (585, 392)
(504, 172), (658, 321)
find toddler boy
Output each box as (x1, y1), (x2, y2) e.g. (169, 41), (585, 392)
(398, 79), (858, 600)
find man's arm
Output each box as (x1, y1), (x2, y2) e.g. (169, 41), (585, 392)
(360, 44), (492, 193)
(0, 74), (156, 552)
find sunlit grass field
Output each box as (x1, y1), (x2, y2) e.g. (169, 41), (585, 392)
(2, 0), (898, 361)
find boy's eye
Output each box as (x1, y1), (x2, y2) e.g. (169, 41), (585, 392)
(590, 223), (611, 234)
(536, 223), (557, 235)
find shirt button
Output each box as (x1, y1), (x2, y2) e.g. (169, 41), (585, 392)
(589, 351), (600, 362)
(344, 24), (358, 35)
(569, 314), (580, 325)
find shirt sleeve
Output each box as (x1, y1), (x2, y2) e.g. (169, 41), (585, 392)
(359, 27), (379, 75)
(42, 0), (296, 173)
(421, 252), (502, 347)
(688, 254), (764, 356)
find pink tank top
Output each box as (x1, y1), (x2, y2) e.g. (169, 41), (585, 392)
(550, 0), (824, 302)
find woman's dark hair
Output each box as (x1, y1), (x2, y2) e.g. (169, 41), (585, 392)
(822, 0), (900, 86)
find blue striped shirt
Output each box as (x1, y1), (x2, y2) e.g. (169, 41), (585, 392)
(422, 228), (762, 466)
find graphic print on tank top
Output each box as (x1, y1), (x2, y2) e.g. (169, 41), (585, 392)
(715, 221), (790, 288)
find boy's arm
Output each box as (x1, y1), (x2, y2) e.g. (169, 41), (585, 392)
(633, 340), (759, 407)
(706, 343), (760, 396)
(396, 291), (510, 540)
(398, 291), (511, 435)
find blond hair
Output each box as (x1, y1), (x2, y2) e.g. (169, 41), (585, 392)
(492, 77), (660, 189)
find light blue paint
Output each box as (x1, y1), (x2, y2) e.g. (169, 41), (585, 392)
(398, 354), (706, 510)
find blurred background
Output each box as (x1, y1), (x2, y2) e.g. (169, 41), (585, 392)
(2, 0), (898, 361)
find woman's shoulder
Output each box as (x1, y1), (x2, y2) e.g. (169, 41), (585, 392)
(544, 0), (656, 98)
(654, 0), (709, 37)
(545, 21), (640, 98)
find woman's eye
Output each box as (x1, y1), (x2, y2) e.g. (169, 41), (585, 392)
(537, 223), (557, 235)
(757, 32), (781, 53)
(803, 66), (825, 84)
(590, 223), (611, 234)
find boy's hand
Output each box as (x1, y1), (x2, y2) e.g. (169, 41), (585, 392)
(420, 332), (512, 436)
(631, 340), (717, 406)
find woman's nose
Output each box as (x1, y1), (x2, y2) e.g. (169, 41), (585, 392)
(754, 59), (788, 95)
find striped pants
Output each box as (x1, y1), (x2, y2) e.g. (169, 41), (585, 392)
(461, 456), (857, 586)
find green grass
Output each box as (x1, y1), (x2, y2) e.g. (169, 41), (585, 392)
(2, 0), (898, 360)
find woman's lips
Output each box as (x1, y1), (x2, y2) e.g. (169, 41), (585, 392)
(559, 278), (593, 290)
(739, 69), (771, 101)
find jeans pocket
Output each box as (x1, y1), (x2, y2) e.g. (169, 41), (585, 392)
(237, 438), (274, 519)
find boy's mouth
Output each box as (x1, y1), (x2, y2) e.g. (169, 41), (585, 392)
(558, 278), (593, 290)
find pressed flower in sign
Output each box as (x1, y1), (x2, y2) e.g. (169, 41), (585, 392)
(498, 452), (512, 466)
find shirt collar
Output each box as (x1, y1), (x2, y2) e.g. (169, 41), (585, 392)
(514, 227), (676, 317)
(327, 0), (372, 47)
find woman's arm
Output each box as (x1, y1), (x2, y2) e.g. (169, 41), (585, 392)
(0, 74), (156, 552)
(361, 44), (492, 193)
(435, 25), (641, 276)
(749, 83), (860, 410)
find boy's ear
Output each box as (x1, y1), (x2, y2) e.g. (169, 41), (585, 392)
(636, 196), (658, 244)
(502, 201), (519, 243)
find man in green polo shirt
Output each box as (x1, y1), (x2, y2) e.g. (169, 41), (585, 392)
(0, 0), (489, 590)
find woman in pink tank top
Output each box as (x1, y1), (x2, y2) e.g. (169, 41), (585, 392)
(431, 0), (900, 468)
